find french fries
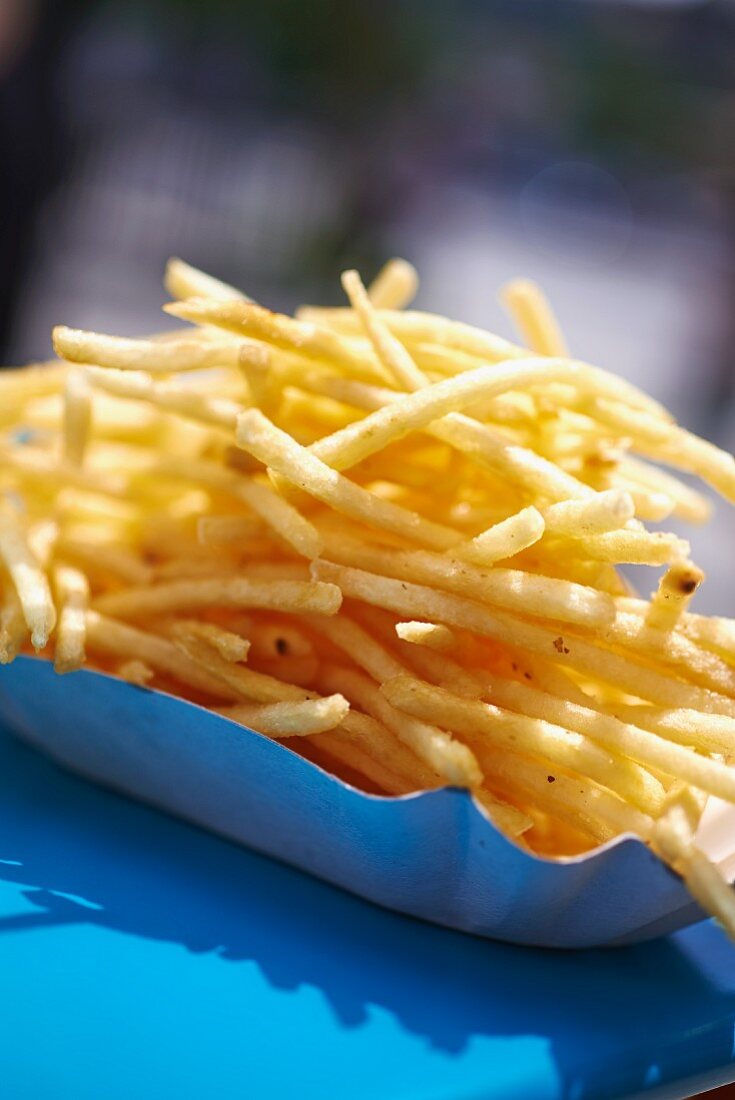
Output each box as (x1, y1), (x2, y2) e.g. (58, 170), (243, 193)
(3, 255), (735, 940)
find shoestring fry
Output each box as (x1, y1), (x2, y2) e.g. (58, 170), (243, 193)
(2, 257), (735, 937)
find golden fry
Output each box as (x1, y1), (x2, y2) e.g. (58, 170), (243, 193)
(53, 564), (89, 674)
(0, 502), (56, 650)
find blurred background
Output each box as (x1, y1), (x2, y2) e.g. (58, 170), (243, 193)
(0, 0), (734, 608)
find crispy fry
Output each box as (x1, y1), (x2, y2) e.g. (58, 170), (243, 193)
(94, 577), (342, 620)
(501, 279), (569, 357)
(219, 695), (350, 737)
(54, 328), (246, 373)
(647, 560), (704, 632)
(63, 371), (92, 467)
(52, 564), (89, 674)
(0, 583), (26, 664)
(0, 502), (56, 650)
(341, 269), (426, 391)
(452, 507), (545, 564)
(115, 659), (155, 686)
(176, 620), (251, 662)
(367, 258), (419, 311)
(543, 490), (635, 537)
(165, 257), (248, 303)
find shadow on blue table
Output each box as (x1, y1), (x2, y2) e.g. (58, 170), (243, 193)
(1, 721), (734, 1099)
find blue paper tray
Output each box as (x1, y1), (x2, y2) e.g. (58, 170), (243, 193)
(0, 658), (705, 949)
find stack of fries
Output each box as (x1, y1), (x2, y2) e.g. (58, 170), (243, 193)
(3, 256), (735, 936)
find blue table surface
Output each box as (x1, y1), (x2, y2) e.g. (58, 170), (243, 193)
(2, 720), (735, 1100)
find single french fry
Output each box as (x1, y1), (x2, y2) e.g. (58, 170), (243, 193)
(0, 584), (26, 664)
(115, 659), (155, 686)
(54, 328), (245, 373)
(165, 257), (249, 303)
(52, 564), (89, 674)
(238, 345), (279, 416)
(543, 490), (635, 537)
(341, 269), (426, 391)
(27, 519), (59, 568)
(599, 701), (735, 758)
(452, 507), (545, 565)
(367, 258), (419, 311)
(94, 576), (342, 620)
(175, 620), (250, 663)
(218, 695), (349, 737)
(647, 561), (704, 632)
(241, 561), (311, 581)
(501, 279), (569, 357)
(0, 503), (56, 650)
(560, 528), (690, 565)
(63, 370), (92, 467)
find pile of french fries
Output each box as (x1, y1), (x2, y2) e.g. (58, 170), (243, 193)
(3, 256), (735, 935)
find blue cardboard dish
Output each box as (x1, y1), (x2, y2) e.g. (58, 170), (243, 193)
(0, 655), (710, 948)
